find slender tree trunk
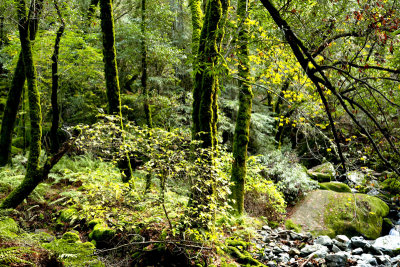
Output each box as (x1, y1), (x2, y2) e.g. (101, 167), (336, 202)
(141, 0), (152, 128)
(0, 0), (43, 166)
(230, 0), (252, 215)
(50, 0), (65, 154)
(1, 0), (43, 208)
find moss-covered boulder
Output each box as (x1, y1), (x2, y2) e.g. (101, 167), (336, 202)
(289, 190), (389, 239)
(382, 177), (400, 195)
(88, 222), (115, 242)
(307, 162), (335, 182)
(347, 170), (366, 186)
(319, 182), (351, 193)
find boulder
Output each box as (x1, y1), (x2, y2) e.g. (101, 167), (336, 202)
(289, 190), (389, 239)
(347, 170), (365, 186)
(315, 235), (333, 246)
(373, 235), (400, 254)
(89, 223), (116, 242)
(319, 182), (351, 193)
(308, 162), (336, 182)
(326, 252), (348, 267)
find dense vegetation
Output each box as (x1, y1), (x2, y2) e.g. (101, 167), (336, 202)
(0, 0), (399, 265)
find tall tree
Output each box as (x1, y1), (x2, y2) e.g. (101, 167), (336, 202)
(0, 0), (44, 166)
(141, 0), (152, 128)
(99, 0), (134, 181)
(50, 0), (65, 153)
(190, 0), (229, 227)
(192, 0), (229, 149)
(230, 0), (253, 215)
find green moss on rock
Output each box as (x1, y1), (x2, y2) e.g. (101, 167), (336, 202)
(88, 218), (103, 229)
(382, 178), (400, 195)
(319, 182), (351, 193)
(89, 223), (115, 241)
(307, 162), (335, 182)
(62, 231), (80, 243)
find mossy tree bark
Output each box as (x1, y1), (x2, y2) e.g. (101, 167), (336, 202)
(189, 0), (203, 59)
(1, 0), (43, 208)
(99, 0), (134, 181)
(0, 0), (43, 166)
(50, 0), (65, 154)
(230, 0), (253, 215)
(141, 0), (153, 128)
(99, 0), (121, 115)
(192, 0), (229, 149)
(190, 0), (229, 228)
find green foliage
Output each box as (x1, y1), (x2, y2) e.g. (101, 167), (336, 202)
(43, 233), (102, 266)
(257, 150), (318, 203)
(382, 177), (400, 195)
(0, 247), (35, 266)
(244, 156), (286, 221)
(284, 219), (301, 233)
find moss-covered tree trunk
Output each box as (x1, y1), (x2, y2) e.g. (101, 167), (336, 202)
(189, 0), (203, 59)
(141, 0), (152, 128)
(99, 0), (121, 115)
(99, 0), (133, 181)
(230, 0), (253, 215)
(50, 0), (65, 154)
(1, 0), (43, 208)
(192, 0), (228, 148)
(0, 0), (43, 166)
(190, 0), (229, 228)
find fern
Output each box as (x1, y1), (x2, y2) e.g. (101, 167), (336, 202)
(0, 247), (34, 266)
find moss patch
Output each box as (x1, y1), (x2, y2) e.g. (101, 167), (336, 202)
(0, 217), (20, 239)
(319, 182), (351, 193)
(307, 162), (335, 182)
(285, 219), (302, 233)
(382, 178), (400, 195)
(88, 223), (115, 242)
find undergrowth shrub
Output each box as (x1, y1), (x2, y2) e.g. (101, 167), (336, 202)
(258, 149), (318, 203)
(244, 156), (286, 221)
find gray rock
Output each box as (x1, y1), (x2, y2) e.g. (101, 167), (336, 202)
(315, 235), (333, 246)
(360, 254), (377, 265)
(266, 261), (277, 267)
(300, 244), (328, 257)
(335, 235), (350, 244)
(281, 245), (290, 253)
(326, 252), (348, 267)
(331, 244), (341, 253)
(353, 247), (364, 255)
(278, 252), (290, 263)
(333, 239), (350, 250)
(373, 235), (400, 254)
(262, 225), (272, 231)
(391, 255), (400, 264)
(347, 170), (365, 185)
(273, 247), (283, 254)
(367, 188), (380, 196)
(288, 247), (300, 256)
(376, 255), (391, 266)
(351, 236), (369, 248)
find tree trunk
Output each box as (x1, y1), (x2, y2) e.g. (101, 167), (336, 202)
(50, 0), (65, 154)
(1, 0), (43, 208)
(0, 0), (43, 166)
(189, 0), (203, 59)
(141, 0), (152, 128)
(99, 0), (134, 181)
(189, 0), (229, 228)
(230, 0), (253, 215)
